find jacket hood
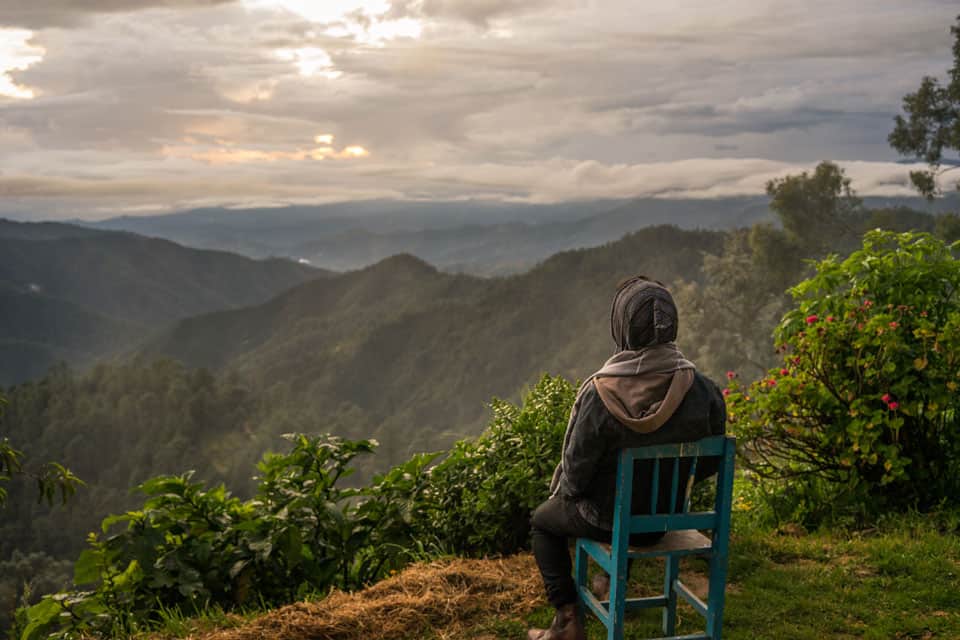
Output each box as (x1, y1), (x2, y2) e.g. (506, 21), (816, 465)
(610, 277), (679, 351)
(593, 343), (695, 433)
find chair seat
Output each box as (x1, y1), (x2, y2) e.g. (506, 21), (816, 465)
(596, 529), (712, 558)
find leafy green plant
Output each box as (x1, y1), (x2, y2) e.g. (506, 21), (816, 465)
(14, 433), (435, 639)
(415, 374), (576, 555)
(727, 230), (960, 523)
(15, 375), (576, 638)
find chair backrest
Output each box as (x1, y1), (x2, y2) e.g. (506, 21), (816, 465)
(610, 435), (736, 550)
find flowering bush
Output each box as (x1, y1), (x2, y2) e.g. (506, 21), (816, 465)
(727, 230), (960, 517)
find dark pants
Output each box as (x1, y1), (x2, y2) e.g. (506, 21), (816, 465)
(530, 497), (664, 608)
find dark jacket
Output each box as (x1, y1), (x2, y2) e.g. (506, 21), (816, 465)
(556, 370), (726, 530)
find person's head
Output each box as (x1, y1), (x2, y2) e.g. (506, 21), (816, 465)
(609, 276), (678, 351)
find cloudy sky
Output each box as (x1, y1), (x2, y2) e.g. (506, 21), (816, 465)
(0, 0), (956, 220)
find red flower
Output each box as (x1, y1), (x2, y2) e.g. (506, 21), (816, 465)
(881, 393), (892, 404)
(722, 388), (731, 397)
(792, 357), (801, 365)
(889, 321), (899, 329)
(766, 379), (777, 387)
(805, 314), (819, 324)
(888, 402), (899, 411)
(864, 300), (873, 308)
(780, 368), (789, 376)
(726, 371), (736, 380)
(826, 315), (834, 322)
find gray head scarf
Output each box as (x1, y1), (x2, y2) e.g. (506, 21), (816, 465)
(610, 276), (679, 351)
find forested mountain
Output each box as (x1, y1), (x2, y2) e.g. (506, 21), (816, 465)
(0, 225), (725, 564)
(140, 226), (725, 458)
(0, 220), (324, 385)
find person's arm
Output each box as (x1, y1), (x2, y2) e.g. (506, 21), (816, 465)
(557, 384), (609, 498)
(707, 375), (727, 435)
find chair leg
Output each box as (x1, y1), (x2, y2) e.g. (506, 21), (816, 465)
(574, 542), (588, 627)
(662, 555), (680, 636)
(608, 556), (628, 640)
(705, 551), (729, 640)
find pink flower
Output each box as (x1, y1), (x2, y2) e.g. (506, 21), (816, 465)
(888, 402), (899, 411)
(766, 379), (777, 387)
(805, 314), (819, 324)
(722, 388), (731, 397)
(889, 321), (899, 329)
(726, 371), (736, 380)
(881, 393), (892, 404)
(864, 300), (873, 308)
(780, 368), (789, 376)
(826, 315), (834, 322)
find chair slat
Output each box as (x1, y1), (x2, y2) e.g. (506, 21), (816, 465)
(629, 512), (716, 533)
(650, 458), (660, 514)
(669, 458), (680, 513)
(628, 436), (727, 459)
(683, 457), (699, 513)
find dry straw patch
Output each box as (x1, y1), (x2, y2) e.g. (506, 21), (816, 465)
(189, 555), (542, 640)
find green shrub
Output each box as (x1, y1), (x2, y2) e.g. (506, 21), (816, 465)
(14, 434), (435, 640)
(413, 374), (576, 556)
(727, 230), (960, 523)
(14, 374), (575, 638)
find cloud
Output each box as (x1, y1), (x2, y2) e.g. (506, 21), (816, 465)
(0, 157), (933, 220)
(390, 0), (561, 27)
(0, 0), (956, 219)
(0, 0), (236, 29)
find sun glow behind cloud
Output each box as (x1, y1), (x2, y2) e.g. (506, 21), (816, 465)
(275, 47), (341, 78)
(244, 0), (422, 46)
(162, 135), (370, 165)
(0, 29), (44, 99)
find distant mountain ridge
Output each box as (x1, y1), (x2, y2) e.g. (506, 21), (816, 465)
(78, 195), (956, 274)
(0, 219), (324, 385)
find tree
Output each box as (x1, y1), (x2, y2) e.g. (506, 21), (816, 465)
(678, 162), (867, 380)
(0, 393), (83, 508)
(765, 161), (866, 253)
(888, 15), (960, 199)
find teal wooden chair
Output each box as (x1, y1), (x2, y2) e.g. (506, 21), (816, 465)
(574, 435), (736, 640)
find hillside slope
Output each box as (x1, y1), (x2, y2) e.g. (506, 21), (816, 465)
(142, 225), (724, 461)
(0, 219), (324, 385)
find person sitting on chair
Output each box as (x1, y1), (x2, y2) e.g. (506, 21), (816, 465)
(527, 276), (727, 640)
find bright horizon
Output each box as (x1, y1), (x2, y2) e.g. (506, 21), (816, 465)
(0, 0), (956, 220)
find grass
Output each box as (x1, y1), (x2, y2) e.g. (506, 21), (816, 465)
(141, 514), (960, 640)
(455, 516), (960, 640)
